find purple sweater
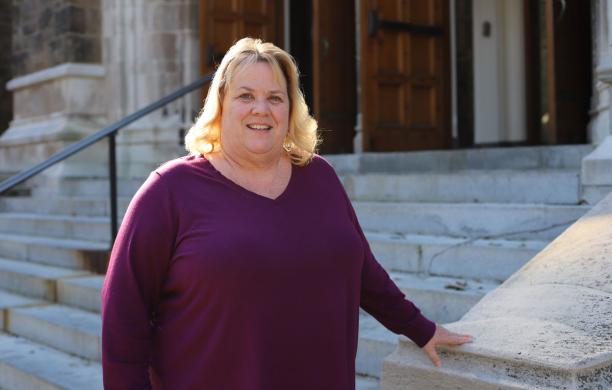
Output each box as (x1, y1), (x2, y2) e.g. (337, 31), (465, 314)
(101, 155), (435, 389)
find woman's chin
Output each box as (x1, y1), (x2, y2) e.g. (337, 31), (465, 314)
(243, 142), (283, 157)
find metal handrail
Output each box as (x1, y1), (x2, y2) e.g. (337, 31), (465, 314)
(0, 72), (213, 243)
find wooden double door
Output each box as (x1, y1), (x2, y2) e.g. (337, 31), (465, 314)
(199, 0), (452, 153)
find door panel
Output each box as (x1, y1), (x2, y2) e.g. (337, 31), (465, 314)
(360, 0), (451, 151)
(312, 0), (357, 154)
(544, 0), (590, 144)
(199, 0), (283, 76)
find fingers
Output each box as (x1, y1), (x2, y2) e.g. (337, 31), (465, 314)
(436, 326), (473, 345)
(422, 326), (474, 368)
(443, 333), (473, 345)
(423, 345), (441, 367)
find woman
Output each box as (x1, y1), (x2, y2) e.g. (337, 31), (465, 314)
(101, 37), (471, 389)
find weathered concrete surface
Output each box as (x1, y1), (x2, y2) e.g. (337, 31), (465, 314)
(381, 192), (612, 389)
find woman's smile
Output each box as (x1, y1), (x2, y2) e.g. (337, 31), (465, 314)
(246, 123), (273, 130)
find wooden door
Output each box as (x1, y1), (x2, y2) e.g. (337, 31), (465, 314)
(312, 0), (357, 154)
(544, 0), (590, 144)
(360, 0), (451, 151)
(199, 0), (284, 78)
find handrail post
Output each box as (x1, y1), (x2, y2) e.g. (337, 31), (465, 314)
(108, 133), (118, 245)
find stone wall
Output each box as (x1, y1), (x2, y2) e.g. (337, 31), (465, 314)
(11, 0), (101, 77)
(0, 1), (13, 136)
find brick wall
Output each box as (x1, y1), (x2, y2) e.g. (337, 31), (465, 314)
(11, 0), (101, 77)
(0, 1), (13, 135)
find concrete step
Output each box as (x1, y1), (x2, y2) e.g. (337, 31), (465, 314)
(57, 276), (104, 313)
(0, 233), (109, 273)
(391, 271), (496, 324)
(31, 177), (144, 198)
(0, 258), (91, 301)
(0, 196), (130, 217)
(0, 213), (111, 242)
(367, 232), (546, 282)
(7, 304), (101, 361)
(342, 169), (581, 204)
(0, 289), (44, 328)
(325, 144), (594, 174)
(0, 332), (102, 389)
(355, 374), (379, 390)
(357, 313), (397, 379)
(355, 201), (590, 241)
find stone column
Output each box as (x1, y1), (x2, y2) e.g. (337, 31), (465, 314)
(583, 0), (612, 203)
(101, 0), (201, 179)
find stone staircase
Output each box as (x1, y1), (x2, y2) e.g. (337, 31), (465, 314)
(328, 145), (594, 385)
(0, 145), (594, 389)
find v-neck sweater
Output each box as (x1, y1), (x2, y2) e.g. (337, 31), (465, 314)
(101, 154), (436, 390)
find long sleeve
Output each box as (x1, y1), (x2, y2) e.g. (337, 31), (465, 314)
(101, 172), (177, 389)
(344, 192), (436, 348)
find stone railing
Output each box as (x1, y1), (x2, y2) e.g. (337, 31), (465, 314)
(381, 192), (612, 389)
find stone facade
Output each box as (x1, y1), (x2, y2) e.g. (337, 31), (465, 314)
(0, 0), (105, 180)
(101, 0), (201, 178)
(1, 0), (202, 183)
(11, 0), (101, 77)
(101, 0), (200, 121)
(0, 1), (13, 137)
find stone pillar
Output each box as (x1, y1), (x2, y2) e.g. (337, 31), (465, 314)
(0, 0), (106, 183)
(101, 0), (201, 179)
(583, 0), (612, 203)
(1, 64), (107, 177)
(381, 191), (612, 389)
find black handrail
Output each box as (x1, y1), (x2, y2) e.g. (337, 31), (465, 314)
(0, 72), (213, 243)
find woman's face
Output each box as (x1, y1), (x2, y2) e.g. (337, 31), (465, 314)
(219, 61), (290, 162)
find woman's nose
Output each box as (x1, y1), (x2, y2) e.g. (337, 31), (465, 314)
(251, 98), (269, 115)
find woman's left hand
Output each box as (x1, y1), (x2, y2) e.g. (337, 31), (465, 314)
(421, 324), (473, 367)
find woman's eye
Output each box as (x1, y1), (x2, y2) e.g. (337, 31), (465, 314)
(239, 93), (253, 100)
(269, 95), (283, 103)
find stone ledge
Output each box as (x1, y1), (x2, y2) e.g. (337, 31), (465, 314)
(381, 192), (612, 389)
(0, 115), (105, 146)
(582, 135), (612, 185)
(383, 336), (611, 390)
(6, 63), (105, 91)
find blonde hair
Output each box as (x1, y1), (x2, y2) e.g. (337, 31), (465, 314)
(185, 37), (319, 166)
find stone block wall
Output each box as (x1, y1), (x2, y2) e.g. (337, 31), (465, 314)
(11, 0), (101, 77)
(0, 1), (13, 136)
